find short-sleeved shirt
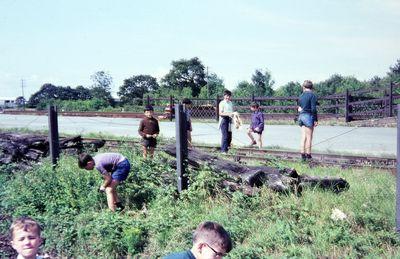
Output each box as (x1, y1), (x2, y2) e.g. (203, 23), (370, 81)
(219, 99), (233, 115)
(163, 250), (196, 259)
(93, 153), (126, 175)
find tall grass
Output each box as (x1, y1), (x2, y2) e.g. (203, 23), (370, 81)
(0, 145), (398, 258)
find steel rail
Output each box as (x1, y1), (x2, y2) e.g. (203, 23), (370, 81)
(81, 137), (396, 170)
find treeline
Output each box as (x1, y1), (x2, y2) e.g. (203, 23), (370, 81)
(24, 57), (400, 111)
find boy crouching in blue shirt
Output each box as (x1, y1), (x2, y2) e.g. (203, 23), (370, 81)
(79, 152), (130, 212)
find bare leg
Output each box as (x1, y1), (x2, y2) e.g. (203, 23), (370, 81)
(257, 133), (263, 149)
(105, 180), (120, 212)
(300, 126), (307, 154)
(149, 147), (155, 158)
(187, 130), (192, 148)
(142, 146), (147, 158)
(247, 128), (256, 144)
(305, 127), (314, 155)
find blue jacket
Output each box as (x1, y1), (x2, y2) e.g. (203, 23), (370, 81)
(251, 111), (264, 133)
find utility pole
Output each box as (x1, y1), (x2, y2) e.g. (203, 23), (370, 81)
(206, 66), (209, 99)
(21, 79), (25, 110)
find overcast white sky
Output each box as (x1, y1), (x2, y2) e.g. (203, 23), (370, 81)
(1, 0), (399, 98)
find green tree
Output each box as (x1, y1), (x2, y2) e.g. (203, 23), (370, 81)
(199, 73), (225, 98)
(314, 74), (344, 96)
(251, 69), (275, 96)
(118, 75), (159, 105)
(75, 85), (93, 100)
(28, 84), (93, 107)
(28, 83), (59, 107)
(274, 81), (302, 97)
(232, 81), (253, 98)
(387, 59), (400, 83)
(90, 71), (114, 105)
(161, 57), (207, 97)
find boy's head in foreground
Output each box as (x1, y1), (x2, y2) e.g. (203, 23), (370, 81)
(191, 221), (232, 258)
(144, 105), (154, 118)
(10, 216), (43, 259)
(78, 153), (95, 170)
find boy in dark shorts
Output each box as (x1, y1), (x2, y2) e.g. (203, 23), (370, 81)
(138, 105), (160, 158)
(78, 152), (130, 211)
(247, 102), (264, 149)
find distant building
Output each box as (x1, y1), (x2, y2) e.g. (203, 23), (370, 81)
(0, 97), (17, 108)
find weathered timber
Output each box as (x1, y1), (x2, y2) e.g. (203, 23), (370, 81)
(0, 133), (105, 170)
(163, 144), (349, 194)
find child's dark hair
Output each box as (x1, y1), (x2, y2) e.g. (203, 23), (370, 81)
(250, 102), (259, 108)
(144, 105), (154, 112)
(182, 98), (192, 105)
(78, 153), (93, 168)
(223, 90), (232, 97)
(302, 80), (313, 89)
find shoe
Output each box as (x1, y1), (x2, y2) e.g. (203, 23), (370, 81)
(306, 154), (312, 160)
(115, 202), (125, 212)
(301, 153), (307, 161)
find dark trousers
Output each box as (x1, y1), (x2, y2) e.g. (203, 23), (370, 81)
(220, 117), (232, 152)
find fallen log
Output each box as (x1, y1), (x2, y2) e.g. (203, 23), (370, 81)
(163, 144), (349, 194)
(0, 133), (105, 171)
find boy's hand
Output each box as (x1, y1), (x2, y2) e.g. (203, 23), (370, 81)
(254, 127), (259, 132)
(99, 185), (106, 192)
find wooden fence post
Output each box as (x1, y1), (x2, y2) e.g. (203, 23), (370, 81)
(389, 82), (394, 117)
(48, 105), (59, 167)
(396, 104), (400, 233)
(175, 104), (188, 192)
(169, 95), (174, 121)
(345, 89), (351, 122)
(216, 95), (220, 121)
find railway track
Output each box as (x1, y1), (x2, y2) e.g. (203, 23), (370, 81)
(82, 137), (396, 170)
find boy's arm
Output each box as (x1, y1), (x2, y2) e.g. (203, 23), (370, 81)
(258, 112), (265, 130)
(100, 173), (112, 190)
(138, 120), (146, 137)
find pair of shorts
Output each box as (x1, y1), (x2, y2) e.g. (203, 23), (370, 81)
(142, 137), (157, 148)
(250, 128), (263, 135)
(111, 159), (130, 181)
(298, 113), (316, 128)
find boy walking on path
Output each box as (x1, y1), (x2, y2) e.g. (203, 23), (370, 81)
(163, 221), (232, 259)
(247, 102), (264, 149)
(138, 105), (160, 158)
(219, 90), (234, 153)
(78, 152), (130, 211)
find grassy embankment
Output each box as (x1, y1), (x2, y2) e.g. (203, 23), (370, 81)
(0, 141), (399, 258)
